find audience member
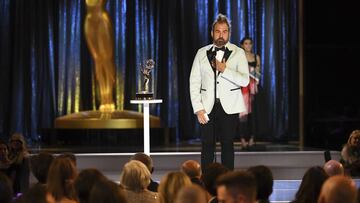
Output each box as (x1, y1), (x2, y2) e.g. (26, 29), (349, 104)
(58, 152), (77, 166)
(341, 130), (360, 176)
(47, 156), (78, 203)
(89, 178), (128, 203)
(30, 152), (54, 184)
(247, 165), (273, 203)
(0, 172), (13, 203)
(130, 152), (159, 192)
(323, 160), (344, 176)
(174, 184), (207, 203)
(158, 171), (192, 203)
(0, 139), (11, 175)
(74, 168), (107, 203)
(181, 160), (204, 187)
(216, 171), (257, 203)
(8, 132), (30, 194)
(201, 162), (230, 203)
(290, 166), (329, 203)
(318, 175), (357, 203)
(120, 160), (159, 203)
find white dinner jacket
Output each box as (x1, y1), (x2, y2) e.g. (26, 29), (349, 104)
(189, 42), (249, 115)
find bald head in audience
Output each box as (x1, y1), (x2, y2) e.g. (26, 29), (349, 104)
(181, 160), (201, 178)
(318, 175), (357, 203)
(323, 160), (344, 176)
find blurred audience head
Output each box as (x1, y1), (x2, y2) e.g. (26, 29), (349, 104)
(9, 132), (27, 153)
(130, 152), (154, 173)
(201, 162), (230, 197)
(323, 160), (345, 176)
(318, 175), (357, 203)
(74, 168), (107, 203)
(181, 160), (201, 178)
(348, 130), (360, 147)
(174, 184), (207, 203)
(89, 178), (128, 203)
(0, 139), (9, 161)
(216, 171), (257, 203)
(247, 165), (273, 202)
(293, 166), (329, 203)
(30, 152), (55, 184)
(47, 156), (78, 202)
(158, 171), (192, 203)
(120, 160), (151, 192)
(58, 152), (77, 166)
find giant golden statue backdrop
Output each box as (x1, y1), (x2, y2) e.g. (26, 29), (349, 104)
(55, 0), (160, 129)
(84, 0), (115, 112)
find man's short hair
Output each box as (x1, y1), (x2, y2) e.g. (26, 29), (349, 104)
(130, 152), (153, 173)
(216, 171), (257, 201)
(211, 13), (231, 33)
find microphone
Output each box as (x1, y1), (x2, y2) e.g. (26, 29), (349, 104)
(212, 48), (225, 72)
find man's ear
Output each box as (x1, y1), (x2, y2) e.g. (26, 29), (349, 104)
(211, 31), (213, 38)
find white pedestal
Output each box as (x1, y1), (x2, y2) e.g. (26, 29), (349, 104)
(130, 99), (163, 155)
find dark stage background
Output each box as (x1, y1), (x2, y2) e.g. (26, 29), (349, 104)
(304, 1), (360, 150)
(0, 0), (299, 145)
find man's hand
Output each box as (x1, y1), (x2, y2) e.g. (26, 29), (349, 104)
(216, 59), (226, 72)
(196, 110), (209, 124)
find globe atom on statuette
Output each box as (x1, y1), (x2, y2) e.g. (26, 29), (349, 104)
(136, 59), (155, 100)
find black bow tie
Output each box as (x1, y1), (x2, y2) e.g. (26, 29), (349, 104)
(215, 46), (226, 52)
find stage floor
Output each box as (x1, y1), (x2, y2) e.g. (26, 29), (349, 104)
(30, 139), (315, 153)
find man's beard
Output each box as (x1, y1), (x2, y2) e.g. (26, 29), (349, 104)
(214, 37), (228, 47)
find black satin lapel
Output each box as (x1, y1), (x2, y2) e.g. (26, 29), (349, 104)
(206, 48), (214, 66)
(223, 47), (232, 62)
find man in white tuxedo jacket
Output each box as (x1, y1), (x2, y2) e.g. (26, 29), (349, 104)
(189, 14), (249, 170)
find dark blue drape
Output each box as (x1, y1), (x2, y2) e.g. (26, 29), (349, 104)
(0, 0), (299, 144)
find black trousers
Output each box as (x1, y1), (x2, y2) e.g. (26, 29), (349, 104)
(200, 101), (238, 170)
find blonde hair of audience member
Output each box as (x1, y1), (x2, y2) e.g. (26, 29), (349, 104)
(323, 160), (345, 176)
(158, 172), (192, 203)
(120, 160), (151, 192)
(341, 130), (360, 165)
(8, 132), (29, 165)
(174, 184), (207, 203)
(348, 130), (360, 146)
(318, 175), (357, 203)
(47, 157), (78, 203)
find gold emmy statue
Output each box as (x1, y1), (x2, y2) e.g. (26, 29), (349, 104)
(84, 0), (115, 112)
(54, 0), (160, 129)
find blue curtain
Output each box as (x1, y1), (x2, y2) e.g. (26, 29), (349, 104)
(0, 0), (298, 143)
